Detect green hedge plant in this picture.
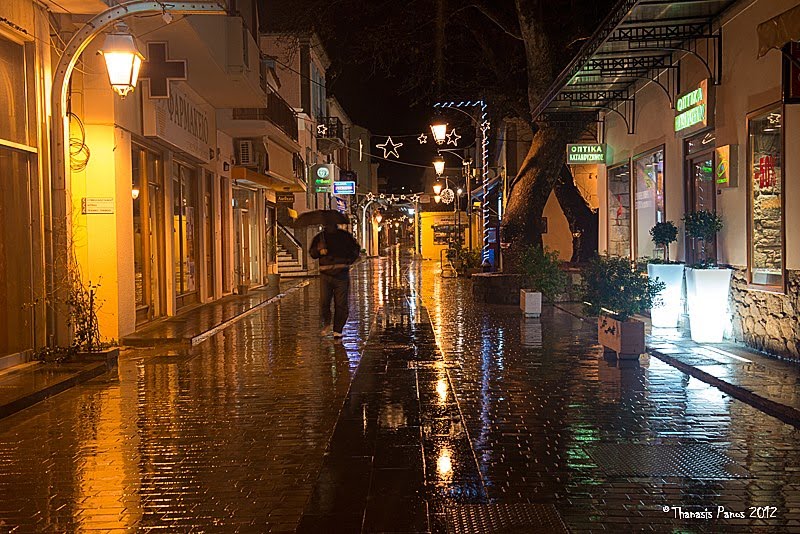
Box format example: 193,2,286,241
582,255,665,322
682,210,723,267
520,245,567,302
649,221,679,262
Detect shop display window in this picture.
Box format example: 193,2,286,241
748,107,784,289
606,163,631,257
633,147,665,259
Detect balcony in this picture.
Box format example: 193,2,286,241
316,117,345,155
230,94,298,140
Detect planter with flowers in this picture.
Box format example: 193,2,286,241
583,256,664,359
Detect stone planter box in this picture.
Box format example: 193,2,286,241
77,347,119,367
647,263,685,328
472,273,525,304
685,267,732,343
598,316,644,360
520,290,542,318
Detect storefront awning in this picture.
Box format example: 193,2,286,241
758,4,800,58
231,166,306,193
533,0,737,134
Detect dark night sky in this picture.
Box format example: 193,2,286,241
326,60,434,193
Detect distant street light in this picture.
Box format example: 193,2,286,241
433,156,445,176
99,26,144,97
433,182,443,195
430,122,448,144
374,212,383,224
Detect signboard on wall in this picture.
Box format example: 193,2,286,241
566,144,606,164
312,164,335,193
276,192,295,203
81,197,114,214
674,79,714,136
333,181,356,195
143,82,215,162
715,145,738,188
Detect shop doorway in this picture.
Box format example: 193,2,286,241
132,145,165,325
204,171,215,300
173,162,199,309
684,131,716,264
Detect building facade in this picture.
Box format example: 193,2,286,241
538,0,800,360
0,0,52,365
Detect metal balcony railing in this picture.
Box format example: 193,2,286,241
316,116,344,141
232,93,298,141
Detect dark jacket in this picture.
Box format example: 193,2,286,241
310,228,360,274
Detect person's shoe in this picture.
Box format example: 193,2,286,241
320,325,332,336
333,331,344,339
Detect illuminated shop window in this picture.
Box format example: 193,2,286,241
633,147,665,259
748,107,784,289
607,163,631,258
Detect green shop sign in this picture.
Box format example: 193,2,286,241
311,164,335,192
674,79,712,135
566,143,606,164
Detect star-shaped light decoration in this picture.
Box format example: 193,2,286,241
376,136,403,159
446,129,461,146
417,133,428,144
317,123,328,136
480,120,491,133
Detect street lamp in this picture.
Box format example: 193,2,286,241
433,156,445,176
433,182,443,195
430,122,448,144
99,26,144,97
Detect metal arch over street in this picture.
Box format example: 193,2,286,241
47,1,227,345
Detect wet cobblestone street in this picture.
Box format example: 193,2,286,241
1,250,799,532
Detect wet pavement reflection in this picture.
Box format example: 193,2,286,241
0,248,799,533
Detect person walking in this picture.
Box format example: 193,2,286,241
309,224,361,338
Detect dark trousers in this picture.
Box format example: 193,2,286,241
320,272,350,333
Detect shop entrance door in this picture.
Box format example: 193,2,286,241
234,207,252,289
204,171,215,300
132,146,165,325
685,149,717,264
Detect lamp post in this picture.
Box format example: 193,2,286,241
431,151,472,249
48,1,225,344
431,100,491,268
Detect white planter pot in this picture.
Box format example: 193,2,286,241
685,268,732,343
520,290,542,318
647,263,685,328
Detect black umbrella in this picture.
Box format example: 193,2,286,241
293,209,349,227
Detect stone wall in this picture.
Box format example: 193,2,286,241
729,268,800,361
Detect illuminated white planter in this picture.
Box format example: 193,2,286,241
685,268,732,343
647,263,685,328
520,290,542,318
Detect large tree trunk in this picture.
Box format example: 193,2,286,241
501,125,573,249
555,164,598,262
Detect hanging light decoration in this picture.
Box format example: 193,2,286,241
99,25,144,97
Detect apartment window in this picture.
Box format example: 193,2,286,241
632,147,665,259
748,106,784,289
607,163,631,258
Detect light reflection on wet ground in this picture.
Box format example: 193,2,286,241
0,250,799,533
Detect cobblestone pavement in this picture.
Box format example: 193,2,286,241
1,250,800,533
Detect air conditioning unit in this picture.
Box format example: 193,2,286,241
237,139,255,166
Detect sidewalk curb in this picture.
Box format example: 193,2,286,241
553,303,800,430
648,349,800,430
190,280,311,346
0,360,113,421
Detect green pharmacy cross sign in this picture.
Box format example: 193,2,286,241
567,144,606,164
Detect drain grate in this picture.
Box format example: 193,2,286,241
586,443,749,479
445,503,568,534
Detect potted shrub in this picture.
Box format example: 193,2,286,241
682,210,731,343
519,245,567,318
647,221,684,328
583,256,664,359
